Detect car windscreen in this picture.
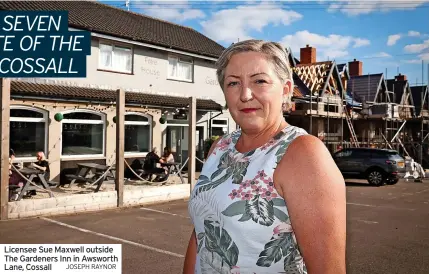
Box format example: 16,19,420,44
384,151,403,160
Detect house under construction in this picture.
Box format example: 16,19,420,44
286,45,429,168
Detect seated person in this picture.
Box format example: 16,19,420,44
143,148,169,182
160,147,175,164
9,149,23,200
27,151,50,196
31,151,50,182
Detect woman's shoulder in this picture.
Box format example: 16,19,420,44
272,125,309,147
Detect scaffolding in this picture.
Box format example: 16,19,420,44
289,62,428,159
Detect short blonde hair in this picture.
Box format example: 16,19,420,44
216,39,294,111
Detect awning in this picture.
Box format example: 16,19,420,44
10,80,223,111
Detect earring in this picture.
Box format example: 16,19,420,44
282,98,288,111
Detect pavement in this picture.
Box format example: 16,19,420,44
1,179,429,274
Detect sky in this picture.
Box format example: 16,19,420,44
100,0,429,86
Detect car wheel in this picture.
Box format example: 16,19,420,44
386,179,399,185
367,169,386,186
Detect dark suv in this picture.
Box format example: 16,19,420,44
333,148,405,186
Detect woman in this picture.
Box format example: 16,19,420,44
184,40,346,274
160,147,175,163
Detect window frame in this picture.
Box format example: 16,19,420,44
60,109,106,159
167,54,194,82
98,40,134,74
210,118,229,137
9,105,49,162
124,112,152,156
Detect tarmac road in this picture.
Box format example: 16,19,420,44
1,179,428,274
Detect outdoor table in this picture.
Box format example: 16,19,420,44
66,163,115,192
161,162,186,184
16,167,54,201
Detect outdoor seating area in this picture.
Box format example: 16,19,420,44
8,154,191,202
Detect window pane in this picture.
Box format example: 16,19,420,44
212,119,227,125
125,114,149,122
211,127,225,137
100,44,112,68
64,112,101,120
113,46,132,72
10,121,45,157
125,124,150,152
168,57,178,78
11,109,43,118
178,61,192,80
62,123,103,155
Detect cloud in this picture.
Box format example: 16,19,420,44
364,52,392,58
200,2,303,43
354,38,371,47
138,1,206,22
386,31,428,46
419,52,429,61
325,0,429,16
408,31,421,37
280,30,370,60
387,34,401,46
404,39,429,53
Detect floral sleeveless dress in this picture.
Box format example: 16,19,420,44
188,124,309,274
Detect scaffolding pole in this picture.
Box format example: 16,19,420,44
309,90,313,135
327,96,330,147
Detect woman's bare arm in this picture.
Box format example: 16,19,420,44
182,230,197,274
274,135,346,274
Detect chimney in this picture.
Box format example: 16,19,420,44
348,59,363,76
395,73,407,81
300,45,316,64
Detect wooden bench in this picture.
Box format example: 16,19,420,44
65,174,94,183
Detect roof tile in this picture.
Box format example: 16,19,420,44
347,74,383,103
0,0,225,58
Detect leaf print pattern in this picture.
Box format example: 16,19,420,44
195,151,251,196
189,125,309,274
256,222,307,273
245,195,275,226
199,219,239,273
256,232,293,267
200,247,232,274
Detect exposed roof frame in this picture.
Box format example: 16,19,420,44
373,75,390,104
321,61,344,97
403,82,414,107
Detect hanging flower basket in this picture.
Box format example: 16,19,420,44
159,116,166,124
54,113,63,122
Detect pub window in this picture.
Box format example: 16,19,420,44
99,42,133,73
125,113,152,154
211,118,229,137
168,55,193,82
61,110,105,157
10,106,48,158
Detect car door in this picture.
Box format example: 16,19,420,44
346,150,371,174
333,149,353,173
